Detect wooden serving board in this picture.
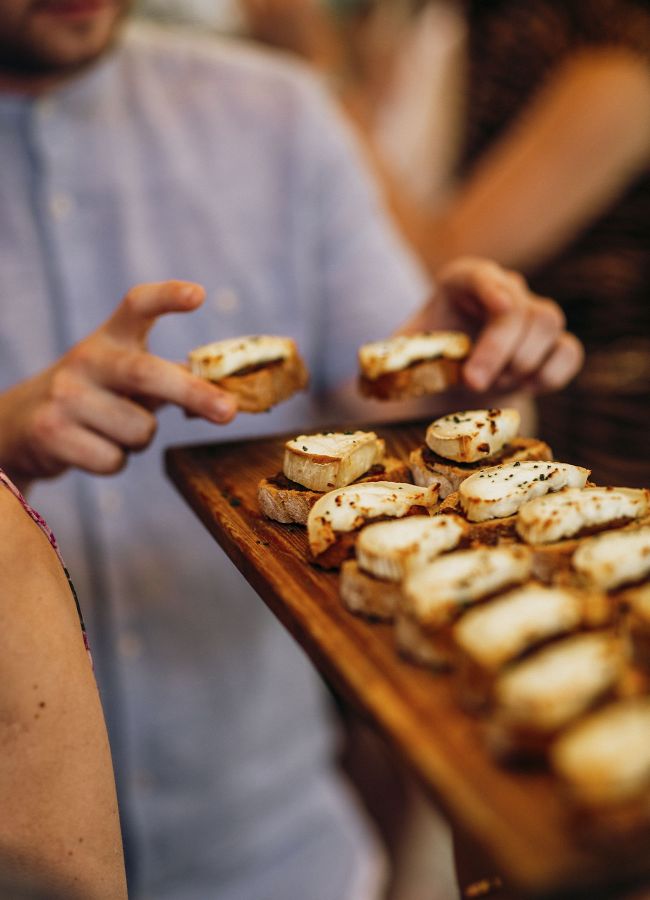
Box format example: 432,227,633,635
165,423,649,900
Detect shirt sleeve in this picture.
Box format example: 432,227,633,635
292,74,432,393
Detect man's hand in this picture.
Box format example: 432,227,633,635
405,257,584,395
0,281,237,489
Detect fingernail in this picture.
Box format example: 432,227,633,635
211,396,237,421
465,364,488,391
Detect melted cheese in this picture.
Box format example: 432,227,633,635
516,487,649,545
572,526,650,591
454,584,584,671
358,331,470,380
283,431,384,492
460,461,590,523
356,514,468,582
494,632,626,733
551,698,650,805
307,481,440,557
189,335,296,380
402,545,532,626
426,408,520,463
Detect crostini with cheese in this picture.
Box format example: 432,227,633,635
440,460,590,544
358,331,471,400
307,481,440,569
516,486,650,582
453,584,611,711
487,631,630,761
189,335,308,413
409,408,552,497
397,545,532,668
340,514,470,620
257,431,411,525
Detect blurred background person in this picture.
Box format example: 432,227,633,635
226,0,650,488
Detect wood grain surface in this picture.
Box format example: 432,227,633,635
164,422,649,900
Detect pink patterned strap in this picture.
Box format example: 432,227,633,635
0,469,91,661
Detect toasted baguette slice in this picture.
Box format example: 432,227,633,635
339,560,405,621
488,631,629,761
623,584,650,670
460,460,590,524
339,515,469,620
551,698,650,808
572,526,650,592
358,331,470,400
257,456,411,525
409,437,552,497
453,584,611,711
397,545,532,668
307,481,440,569
189,335,308,412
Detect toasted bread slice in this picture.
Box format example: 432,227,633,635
439,491,518,545
453,584,611,711
397,545,532,668
339,560,405,621
551,697,650,808
409,436,552,497
358,331,470,400
572,526,650,592
257,456,411,525
189,335,308,412
488,631,630,761
307,481,440,569
339,515,470,620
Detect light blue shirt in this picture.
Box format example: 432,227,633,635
0,23,429,900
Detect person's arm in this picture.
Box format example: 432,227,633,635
0,485,127,899
417,47,650,274
0,281,237,493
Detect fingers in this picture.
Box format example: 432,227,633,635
104,281,206,344
523,332,585,394
49,370,158,451
30,404,127,476
79,343,238,424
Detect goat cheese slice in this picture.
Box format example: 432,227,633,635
459,461,590,523
572,526,650,591
307,481,440,557
454,584,585,671
426,408,520,463
516,486,650,545
551,698,650,805
494,632,627,733
189,335,296,380
358,331,470,380
356,514,468,583
283,431,385,492
402,545,532,627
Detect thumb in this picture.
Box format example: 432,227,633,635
103,281,206,344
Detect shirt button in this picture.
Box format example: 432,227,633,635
49,192,73,220
213,288,239,315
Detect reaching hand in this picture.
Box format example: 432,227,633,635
409,256,584,395
0,281,237,489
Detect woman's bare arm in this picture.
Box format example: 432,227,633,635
0,486,127,899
